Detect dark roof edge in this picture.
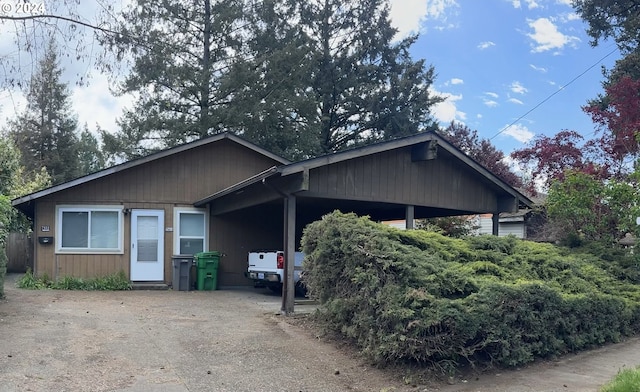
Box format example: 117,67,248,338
194,166,280,207
279,132,533,208
12,132,289,207
279,132,439,176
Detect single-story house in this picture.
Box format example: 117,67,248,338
475,211,531,238
12,131,533,290
473,193,545,239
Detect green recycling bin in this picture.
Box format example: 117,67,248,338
195,251,221,290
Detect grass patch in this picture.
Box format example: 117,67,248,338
601,367,640,392
17,268,131,291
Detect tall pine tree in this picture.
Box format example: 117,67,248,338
100,0,246,161
8,39,81,185
225,0,441,159
101,0,442,161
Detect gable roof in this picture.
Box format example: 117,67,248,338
12,132,289,213
195,131,534,209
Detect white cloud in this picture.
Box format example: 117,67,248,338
0,75,133,139
388,0,458,37
485,92,499,99
510,0,540,9
388,0,428,38
526,18,580,53
556,0,572,5
484,100,499,108
430,88,466,123
478,41,496,50
424,0,459,19
508,98,524,105
556,12,582,23
530,64,547,73
501,123,535,143
70,74,135,137
510,81,528,94
450,78,464,85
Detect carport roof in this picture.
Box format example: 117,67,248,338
195,131,534,210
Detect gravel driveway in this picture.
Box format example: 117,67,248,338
0,274,411,392
2,273,640,392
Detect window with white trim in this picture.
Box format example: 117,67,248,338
56,206,123,253
174,207,207,255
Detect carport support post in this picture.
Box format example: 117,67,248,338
406,205,415,230
282,194,296,315
492,213,499,236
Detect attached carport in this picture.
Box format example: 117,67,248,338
196,131,533,313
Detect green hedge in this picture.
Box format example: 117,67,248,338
300,211,640,368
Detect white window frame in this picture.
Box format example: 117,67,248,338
173,207,208,255
55,205,124,254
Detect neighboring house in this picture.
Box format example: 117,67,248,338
474,193,545,239
384,212,533,239
474,212,531,239
381,220,414,230
12,131,533,288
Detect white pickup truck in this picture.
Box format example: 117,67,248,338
247,251,305,293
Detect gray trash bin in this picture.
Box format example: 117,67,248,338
172,255,194,291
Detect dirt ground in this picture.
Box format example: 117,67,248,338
1,273,639,392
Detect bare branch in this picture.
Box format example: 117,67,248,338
0,14,120,37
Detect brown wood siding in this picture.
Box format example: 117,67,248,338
42,139,277,205
210,206,284,287
34,200,55,278
31,140,281,283
307,147,498,212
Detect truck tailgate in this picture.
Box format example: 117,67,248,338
248,251,279,272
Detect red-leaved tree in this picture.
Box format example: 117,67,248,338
583,75,640,169
510,130,613,192
440,122,523,189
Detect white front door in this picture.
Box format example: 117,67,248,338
130,210,164,281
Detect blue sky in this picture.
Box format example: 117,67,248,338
390,0,620,154
0,0,620,157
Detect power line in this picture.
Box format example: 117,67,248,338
489,45,619,141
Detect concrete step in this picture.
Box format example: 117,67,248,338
131,282,170,290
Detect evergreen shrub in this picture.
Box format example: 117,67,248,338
300,211,640,368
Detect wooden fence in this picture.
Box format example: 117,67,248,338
5,233,33,273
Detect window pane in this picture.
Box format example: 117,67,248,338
180,239,203,255
90,211,119,249
180,213,204,236
136,216,158,240
137,240,158,261
62,212,88,247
